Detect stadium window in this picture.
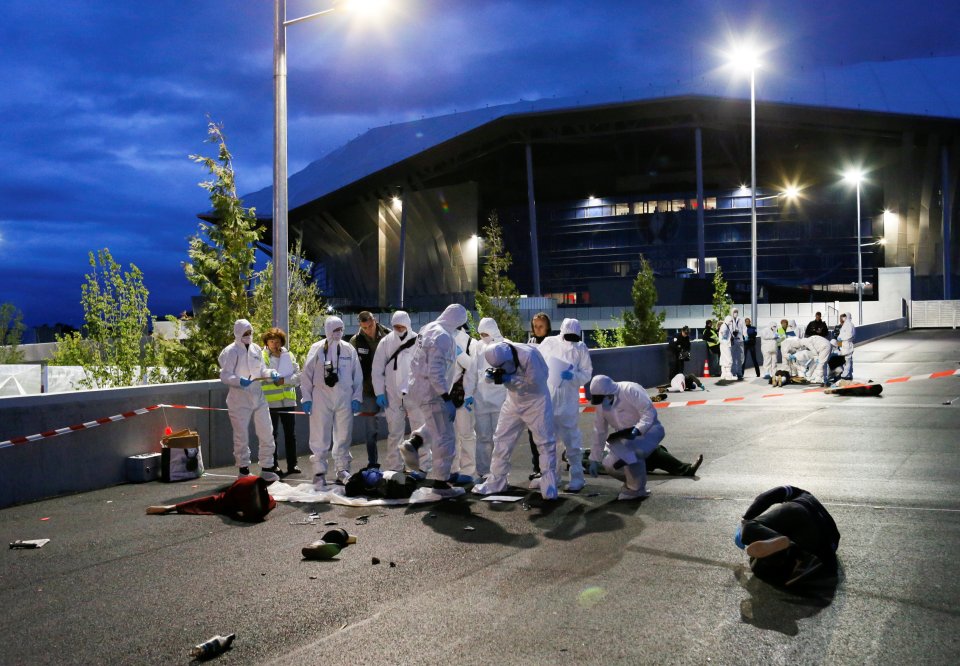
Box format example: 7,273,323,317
705,197,717,210
614,203,630,216
686,257,718,273
671,198,686,211
612,262,631,277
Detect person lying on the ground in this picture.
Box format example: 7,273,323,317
658,373,705,393
343,467,418,499
145,475,276,522
733,485,840,587
824,379,883,397
646,446,703,477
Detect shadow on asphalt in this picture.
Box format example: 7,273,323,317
734,562,842,636
404,497,540,548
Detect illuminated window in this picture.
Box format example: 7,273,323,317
705,197,717,210
612,262,632,277
615,203,630,216
686,257,718,273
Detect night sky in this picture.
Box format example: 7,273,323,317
2,0,958,329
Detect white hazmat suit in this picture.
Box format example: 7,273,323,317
838,312,856,379
759,321,779,379
538,318,593,492
799,334,832,384
371,310,423,472
471,341,559,500
400,304,467,490
218,319,278,472
588,375,665,500
301,316,363,489
451,328,479,481
473,317,508,479
718,315,737,380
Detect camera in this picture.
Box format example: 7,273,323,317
485,367,506,385
324,361,339,388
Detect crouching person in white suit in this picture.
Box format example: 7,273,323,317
587,374,665,501
471,341,559,500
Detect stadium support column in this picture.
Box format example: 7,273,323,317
943,145,952,300
695,127,706,277
398,189,407,308
525,143,542,297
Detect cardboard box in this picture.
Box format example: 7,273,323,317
126,452,161,483
161,428,200,449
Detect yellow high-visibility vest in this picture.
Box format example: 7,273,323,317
262,349,297,404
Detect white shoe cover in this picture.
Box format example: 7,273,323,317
528,475,541,490
409,486,466,503
472,474,507,495
539,469,558,500
566,478,585,493
616,485,650,501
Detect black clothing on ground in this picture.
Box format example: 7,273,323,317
805,319,830,338
344,470,417,499
646,445,697,476
269,406,298,472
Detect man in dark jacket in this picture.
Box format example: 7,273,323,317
667,326,691,377
805,311,830,338
744,317,760,377
703,320,720,376
350,311,392,469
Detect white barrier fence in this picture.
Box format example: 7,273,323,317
911,300,960,328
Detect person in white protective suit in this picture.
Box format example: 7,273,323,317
778,336,806,379
449,324,479,483
717,315,737,381
730,308,747,379
586,374,664,501
472,317,508,480
538,318,593,492
471,341,559,500
399,303,467,497
759,321,779,379
218,319,282,480
300,316,363,491
788,319,803,339
371,310,426,473
837,312,856,379
798,335,832,384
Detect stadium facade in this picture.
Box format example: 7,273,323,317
242,57,959,311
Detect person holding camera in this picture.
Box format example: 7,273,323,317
667,325,691,378
300,316,363,492
471,340,559,501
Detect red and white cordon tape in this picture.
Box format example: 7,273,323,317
0,405,162,449
3,369,957,449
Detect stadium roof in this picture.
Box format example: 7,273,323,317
242,56,960,216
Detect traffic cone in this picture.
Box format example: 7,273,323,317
702,359,711,378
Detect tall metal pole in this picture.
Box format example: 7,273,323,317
749,68,758,321
398,193,407,308
272,0,289,334
525,143,541,297
856,181,863,324
943,145,952,300
695,127,705,277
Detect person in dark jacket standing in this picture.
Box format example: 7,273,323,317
744,318,760,377
667,326,691,378
805,311,830,338
703,320,720,376
350,311,392,469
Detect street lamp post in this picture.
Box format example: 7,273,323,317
844,169,865,324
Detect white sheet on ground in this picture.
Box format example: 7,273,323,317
267,481,464,505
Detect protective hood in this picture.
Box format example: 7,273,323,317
788,319,798,329
391,310,412,329
589,374,618,397
484,342,515,368
477,317,504,342
768,321,779,331
731,308,740,318
843,312,854,325
234,319,253,344
724,315,734,326
559,318,582,339
436,303,468,333
324,316,345,342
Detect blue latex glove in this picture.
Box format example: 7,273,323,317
456,345,463,356
375,394,388,409
271,370,281,385
501,372,514,384
301,400,313,416
351,400,362,413
588,460,601,478
734,524,745,550
463,396,475,412
442,399,456,422
560,369,574,381
628,427,641,439
239,377,253,387
788,354,797,362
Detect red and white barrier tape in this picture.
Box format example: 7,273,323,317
4,369,956,448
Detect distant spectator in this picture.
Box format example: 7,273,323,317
805,312,830,339
667,326,691,378
702,319,720,376
744,317,760,378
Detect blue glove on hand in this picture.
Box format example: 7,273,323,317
271,371,282,385
301,400,312,416
501,373,515,384
588,460,601,478
351,400,362,413
734,524,745,550
788,354,797,362
375,394,388,409
560,369,574,381
628,427,641,439
442,399,457,422
464,396,475,412
239,377,253,387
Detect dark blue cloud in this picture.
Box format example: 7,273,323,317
1,0,957,326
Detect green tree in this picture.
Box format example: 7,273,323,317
250,240,327,363
711,264,734,322
51,248,158,388
0,302,26,363
590,313,626,349
175,122,260,381
475,211,525,341
621,255,666,345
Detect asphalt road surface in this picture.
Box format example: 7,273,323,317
1,329,958,665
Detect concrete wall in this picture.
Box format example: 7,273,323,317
0,316,908,508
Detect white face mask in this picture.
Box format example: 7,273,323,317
601,395,615,410
241,334,252,345
329,330,343,343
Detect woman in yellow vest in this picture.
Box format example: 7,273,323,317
261,328,302,476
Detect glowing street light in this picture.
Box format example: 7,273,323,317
843,168,865,324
